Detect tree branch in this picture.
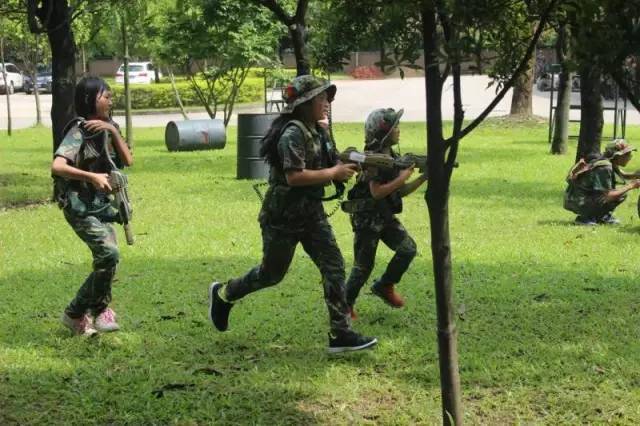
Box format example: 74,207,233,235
295,0,309,23
456,0,559,142
251,0,293,26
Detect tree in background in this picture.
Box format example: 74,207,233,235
27,0,77,153
250,0,312,76
157,0,282,126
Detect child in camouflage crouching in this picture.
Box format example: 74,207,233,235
564,139,640,225
344,108,427,319
51,77,133,336
208,75,377,353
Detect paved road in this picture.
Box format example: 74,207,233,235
1,75,638,130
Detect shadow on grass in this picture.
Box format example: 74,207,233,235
3,253,640,423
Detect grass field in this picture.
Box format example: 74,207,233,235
2,120,640,424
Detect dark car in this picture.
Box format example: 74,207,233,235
24,71,53,94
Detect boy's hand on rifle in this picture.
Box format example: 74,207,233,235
91,173,112,192
630,179,640,189
332,163,359,182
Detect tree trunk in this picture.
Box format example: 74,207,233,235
1,37,12,136
421,6,462,425
576,63,603,161
169,70,188,120
33,67,42,125
510,41,535,115
289,22,310,76
121,10,133,148
551,23,570,155
42,0,76,153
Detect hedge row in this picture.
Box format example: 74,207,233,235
110,77,263,110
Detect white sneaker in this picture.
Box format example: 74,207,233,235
61,313,98,336
94,308,120,332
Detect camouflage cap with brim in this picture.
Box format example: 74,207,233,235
364,108,404,150
282,75,336,113
604,139,636,159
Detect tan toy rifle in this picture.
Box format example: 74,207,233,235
108,170,134,245
338,147,428,174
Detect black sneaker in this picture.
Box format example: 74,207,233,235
598,213,620,225
208,281,233,332
574,215,597,226
328,330,377,354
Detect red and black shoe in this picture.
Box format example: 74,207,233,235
371,281,405,308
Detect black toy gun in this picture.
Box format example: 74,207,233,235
108,170,134,245
339,147,428,174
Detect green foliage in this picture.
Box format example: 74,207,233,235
3,122,640,423
108,77,264,110
154,0,282,124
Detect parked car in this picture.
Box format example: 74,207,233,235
0,63,25,94
115,62,161,84
24,70,53,94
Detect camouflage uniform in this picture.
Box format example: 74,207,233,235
54,120,124,318
564,140,636,220
345,108,417,307
224,76,351,334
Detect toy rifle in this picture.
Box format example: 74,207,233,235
338,147,428,174
108,170,134,245
94,121,135,246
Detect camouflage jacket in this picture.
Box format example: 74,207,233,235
564,159,619,213
347,150,403,231
54,119,124,218
259,120,338,231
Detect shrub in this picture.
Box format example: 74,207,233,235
350,65,384,79
111,77,264,110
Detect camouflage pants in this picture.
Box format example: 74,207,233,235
225,217,351,333
345,218,417,306
576,195,625,219
63,211,119,317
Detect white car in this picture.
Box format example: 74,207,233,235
115,62,161,84
0,63,25,94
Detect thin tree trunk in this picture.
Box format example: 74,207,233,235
421,5,462,425
289,22,310,76
510,31,535,116
81,44,86,74
33,34,42,126
43,0,76,153
1,37,12,136
576,63,603,161
169,70,188,120
121,11,133,148
33,67,42,125
551,23,570,155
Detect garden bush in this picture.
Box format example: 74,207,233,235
110,77,263,110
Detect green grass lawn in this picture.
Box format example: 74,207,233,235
2,120,640,424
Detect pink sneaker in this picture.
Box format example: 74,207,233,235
61,313,98,336
94,308,120,332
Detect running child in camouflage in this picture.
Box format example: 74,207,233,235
51,76,133,336
344,108,427,319
208,75,377,353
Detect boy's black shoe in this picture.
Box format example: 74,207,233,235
328,330,377,354
209,281,233,332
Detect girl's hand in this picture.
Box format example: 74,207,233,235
332,163,359,181
91,173,112,192
398,166,414,181
83,120,116,135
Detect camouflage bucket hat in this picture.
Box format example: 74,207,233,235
364,108,404,150
282,75,336,113
604,139,636,159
